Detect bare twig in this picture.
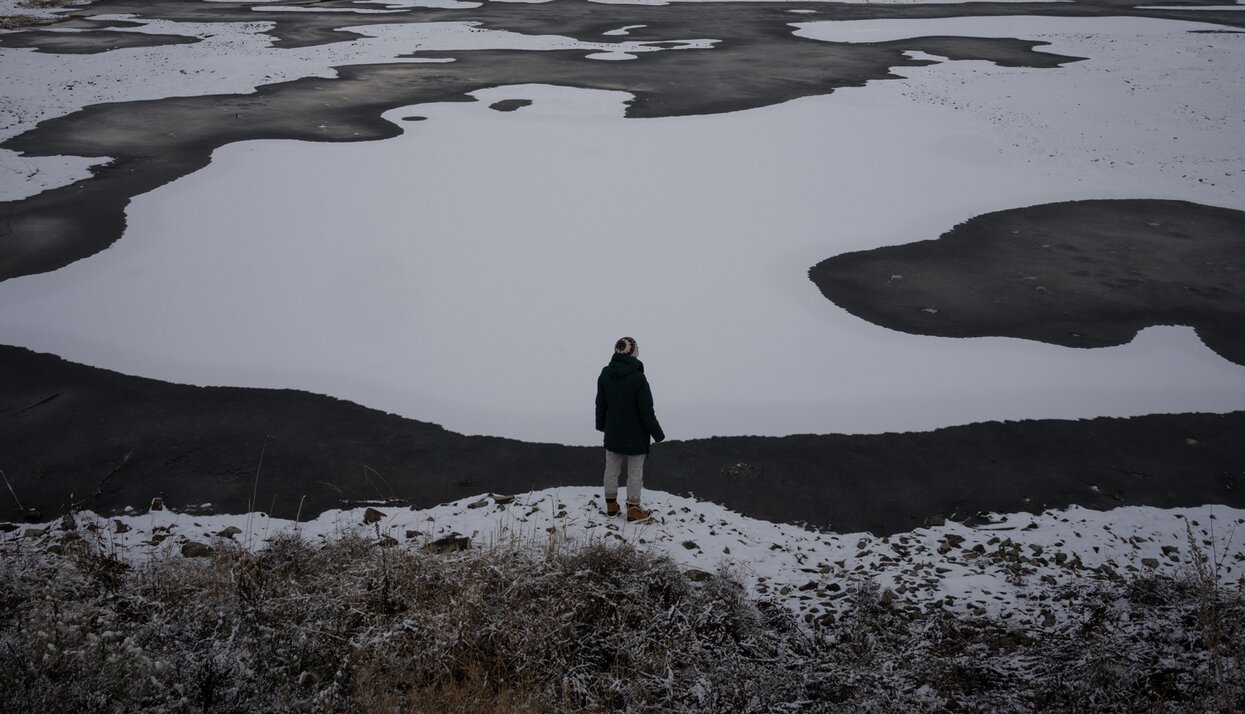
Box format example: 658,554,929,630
248,435,276,514
363,465,395,500
245,435,277,549
1,470,25,511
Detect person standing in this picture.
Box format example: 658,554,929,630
596,336,666,522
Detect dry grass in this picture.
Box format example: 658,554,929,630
0,15,50,29
0,530,816,712
16,0,79,9
1,523,1242,712
0,0,79,29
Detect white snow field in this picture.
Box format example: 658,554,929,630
1,12,1244,443
7,488,1244,626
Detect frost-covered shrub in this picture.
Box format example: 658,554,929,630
0,533,818,713
1027,573,1245,713
1,529,1242,713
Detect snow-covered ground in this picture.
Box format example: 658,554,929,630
8,488,1244,627
2,12,1244,442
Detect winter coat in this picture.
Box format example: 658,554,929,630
595,353,665,455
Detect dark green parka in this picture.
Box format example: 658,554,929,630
595,353,665,455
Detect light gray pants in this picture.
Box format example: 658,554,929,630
603,449,646,506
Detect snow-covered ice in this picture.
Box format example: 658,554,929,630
0,16,717,199
0,12,1243,443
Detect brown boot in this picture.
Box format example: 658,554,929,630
605,499,620,517
626,504,652,523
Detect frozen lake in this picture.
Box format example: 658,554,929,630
1,12,1243,444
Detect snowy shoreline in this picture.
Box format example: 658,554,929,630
7,489,1244,710
9,488,1243,627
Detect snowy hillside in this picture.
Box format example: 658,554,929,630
3,490,1244,710
8,488,1244,627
